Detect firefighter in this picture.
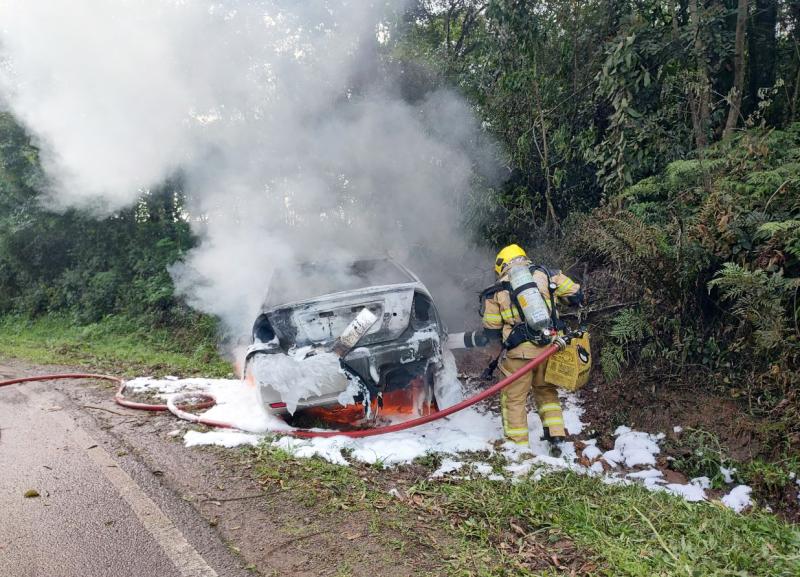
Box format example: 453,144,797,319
481,244,583,449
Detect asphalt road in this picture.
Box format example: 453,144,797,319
0,366,252,577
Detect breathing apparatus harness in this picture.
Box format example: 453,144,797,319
479,264,572,380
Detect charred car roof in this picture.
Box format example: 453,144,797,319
263,257,422,309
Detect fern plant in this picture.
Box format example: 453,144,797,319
708,263,798,353
757,220,800,262
600,308,654,381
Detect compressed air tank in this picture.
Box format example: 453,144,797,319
330,308,379,357
507,262,551,331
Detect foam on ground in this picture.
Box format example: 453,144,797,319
128,375,753,510
125,375,292,433
722,485,753,512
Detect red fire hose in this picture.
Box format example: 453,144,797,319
0,343,559,439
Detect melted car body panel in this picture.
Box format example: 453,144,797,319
246,258,446,416
273,286,414,348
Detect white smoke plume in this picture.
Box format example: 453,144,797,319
0,0,500,340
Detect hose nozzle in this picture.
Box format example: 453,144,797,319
446,331,489,350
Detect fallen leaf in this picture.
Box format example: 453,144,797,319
510,521,527,536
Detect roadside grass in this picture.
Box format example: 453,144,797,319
424,470,800,576
0,314,232,377
249,443,449,576
666,427,800,509
251,443,800,577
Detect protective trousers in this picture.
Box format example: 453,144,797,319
499,356,566,446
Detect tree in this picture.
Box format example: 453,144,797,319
687,0,710,148
724,0,749,138
746,0,778,119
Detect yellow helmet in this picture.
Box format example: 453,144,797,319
494,244,527,275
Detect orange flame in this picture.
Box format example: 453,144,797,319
301,376,436,427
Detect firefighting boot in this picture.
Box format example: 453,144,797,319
549,440,567,458
542,428,566,458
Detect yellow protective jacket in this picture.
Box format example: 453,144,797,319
482,266,580,359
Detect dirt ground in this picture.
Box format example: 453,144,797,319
580,368,800,522
581,373,762,458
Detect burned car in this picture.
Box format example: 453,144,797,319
243,258,450,418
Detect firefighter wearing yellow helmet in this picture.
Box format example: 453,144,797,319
481,244,584,448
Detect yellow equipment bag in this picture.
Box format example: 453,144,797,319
545,331,591,392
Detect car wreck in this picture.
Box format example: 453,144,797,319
243,258,454,421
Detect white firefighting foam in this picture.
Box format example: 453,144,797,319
432,349,465,409
248,347,345,415
721,485,754,512
125,376,291,434
127,375,753,512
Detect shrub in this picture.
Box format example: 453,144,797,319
568,125,800,446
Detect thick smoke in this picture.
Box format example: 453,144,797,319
0,0,500,341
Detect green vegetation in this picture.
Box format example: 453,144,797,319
251,443,800,576
430,470,800,576
396,1,798,239
0,112,195,324
0,314,230,377
0,112,231,376
667,427,800,500
570,127,799,451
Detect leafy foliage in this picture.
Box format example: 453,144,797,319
394,0,800,245
572,125,800,447
709,263,798,352
601,308,654,381
0,113,198,326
